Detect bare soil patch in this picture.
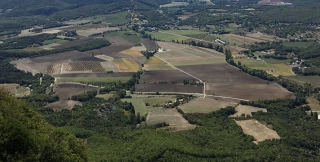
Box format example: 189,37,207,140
136,70,203,93
142,38,157,51
140,70,196,84
47,100,82,111
235,119,280,143
146,108,190,126
179,64,294,100
230,105,267,117
135,84,202,94
53,83,99,100
180,98,238,113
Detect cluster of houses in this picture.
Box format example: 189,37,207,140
291,59,304,68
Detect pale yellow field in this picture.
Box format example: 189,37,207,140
120,49,143,57
235,119,280,144
267,64,295,77
307,97,320,111
113,58,140,72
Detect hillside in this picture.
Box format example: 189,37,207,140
0,91,87,161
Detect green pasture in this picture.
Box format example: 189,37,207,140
285,76,320,87
121,95,176,116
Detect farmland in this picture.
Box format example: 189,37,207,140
142,38,157,51
306,97,320,111
104,31,142,45
143,56,173,71
161,30,209,39
230,105,267,117
146,108,195,131
53,83,99,100
0,84,30,97
179,64,294,100
179,98,238,113
122,95,176,115
120,49,143,57
156,42,225,66
235,120,280,143
146,31,189,42
285,76,320,87
55,77,131,83
113,58,140,72
136,70,203,93
235,58,295,76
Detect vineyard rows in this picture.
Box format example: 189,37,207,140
46,61,107,74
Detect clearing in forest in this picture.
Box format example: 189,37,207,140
230,105,267,117
146,108,195,131
306,97,320,111
235,119,280,143
179,98,238,113
47,100,82,111
122,95,176,116
0,84,30,97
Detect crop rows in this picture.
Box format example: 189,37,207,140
62,61,107,73
1,86,17,95
47,64,62,74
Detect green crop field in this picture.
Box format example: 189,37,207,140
56,77,130,83
204,34,245,46
236,58,294,76
105,31,142,44
122,95,176,116
285,76,320,87
235,59,269,69
264,58,291,64
146,31,189,42
43,39,68,45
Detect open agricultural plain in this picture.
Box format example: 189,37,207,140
138,42,294,101
235,120,280,144
156,42,225,66
11,36,144,76
179,64,294,101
